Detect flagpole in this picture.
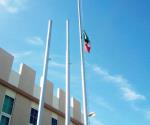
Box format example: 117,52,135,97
65,19,70,125
37,20,52,125
77,0,88,125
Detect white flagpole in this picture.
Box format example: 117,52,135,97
37,20,52,125
77,0,88,125
65,19,70,125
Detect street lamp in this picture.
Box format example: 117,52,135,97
88,112,96,118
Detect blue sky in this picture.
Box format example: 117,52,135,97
0,0,150,125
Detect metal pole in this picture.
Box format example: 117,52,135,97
65,19,70,125
37,20,52,125
77,0,88,125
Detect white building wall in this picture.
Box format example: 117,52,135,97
53,95,59,109
33,85,41,99
8,70,20,87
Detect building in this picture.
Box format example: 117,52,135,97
0,48,83,125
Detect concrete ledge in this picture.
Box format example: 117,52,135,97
18,63,35,95
57,88,66,113
45,80,53,105
0,48,14,81
71,97,81,121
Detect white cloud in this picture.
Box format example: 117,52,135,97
12,51,32,58
50,61,65,68
131,104,150,120
121,87,145,101
90,96,114,111
93,65,146,101
26,36,43,46
0,0,27,13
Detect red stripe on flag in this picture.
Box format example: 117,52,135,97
84,42,91,53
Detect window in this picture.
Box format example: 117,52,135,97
1,115,9,125
2,95,14,115
51,118,57,125
30,108,38,125
0,95,14,125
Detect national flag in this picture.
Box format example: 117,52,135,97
84,42,90,52
82,31,91,53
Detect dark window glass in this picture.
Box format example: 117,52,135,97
2,95,14,115
0,115,9,125
30,108,38,125
51,118,57,125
